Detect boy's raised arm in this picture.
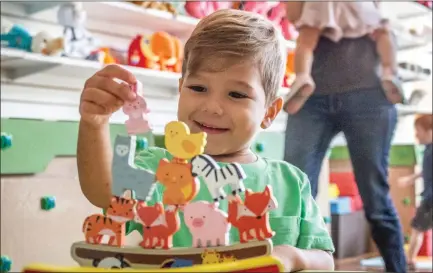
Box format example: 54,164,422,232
77,65,138,209
77,121,113,209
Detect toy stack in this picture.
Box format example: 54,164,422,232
22,82,283,272
329,172,368,259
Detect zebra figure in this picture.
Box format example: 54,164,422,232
190,154,246,202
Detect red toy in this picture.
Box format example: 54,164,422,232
228,185,278,243
127,35,160,69
418,229,432,257
134,202,181,249
330,172,360,197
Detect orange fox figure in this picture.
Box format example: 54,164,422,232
82,196,136,247
135,202,180,249
228,185,278,243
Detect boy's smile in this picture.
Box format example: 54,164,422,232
177,60,270,159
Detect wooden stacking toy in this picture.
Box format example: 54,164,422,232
67,81,281,270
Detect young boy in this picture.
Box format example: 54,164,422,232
398,114,433,267
77,9,335,271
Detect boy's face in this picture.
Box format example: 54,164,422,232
177,60,281,156
415,125,433,145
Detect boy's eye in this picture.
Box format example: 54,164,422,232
188,85,206,92
229,91,248,99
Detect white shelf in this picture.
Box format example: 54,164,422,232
1,48,180,91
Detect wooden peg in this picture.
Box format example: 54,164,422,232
82,196,136,247
228,185,278,243
123,81,152,135
164,121,207,161
155,158,200,207
190,154,246,202
182,201,231,248
134,202,181,249
112,135,157,201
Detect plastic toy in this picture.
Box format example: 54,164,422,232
182,201,230,247
1,133,12,150
164,121,207,162
40,196,56,211
190,154,246,202
111,135,157,201
134,202,180,249
127,35,160,69
122,81,152,135
0,19,64,55
83,196,136,247
228,185,278,243
155,159,200,206
57,2,98,59
0,255,12,273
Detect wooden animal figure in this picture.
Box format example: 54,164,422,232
228,185,278,243
122,81,151,135
201,249,222,264
182,201,230,247
112,135,157,201
220,254,237,263
134,202,180,249
155,158,200,207
82,196,136,247
164,121,207,162
190,154,246,202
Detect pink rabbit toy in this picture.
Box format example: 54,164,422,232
123,81,151,135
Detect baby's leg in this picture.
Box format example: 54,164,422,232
284,26,320,115
373,25,404,104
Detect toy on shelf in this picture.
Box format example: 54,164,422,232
228,185,278,243
129,1,177,15
0,19,64,55
184,1,233,19
128,34,160,69
122,81,152,135
57,2,99,60
150,32,181,72
242,2,279,17
283,50,295,88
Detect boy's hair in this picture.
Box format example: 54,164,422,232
415,114,433,131
182,9,287,104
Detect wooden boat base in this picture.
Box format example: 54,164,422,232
71,240,273,269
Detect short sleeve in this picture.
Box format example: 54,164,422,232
297,173,335,252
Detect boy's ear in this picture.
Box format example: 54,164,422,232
261,97,283,129
178,78,183,93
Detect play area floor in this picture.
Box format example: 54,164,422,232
360,256,432,271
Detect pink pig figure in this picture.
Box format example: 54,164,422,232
123,81,151,135
183,201,231,248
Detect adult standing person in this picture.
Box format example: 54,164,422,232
282,1,406,273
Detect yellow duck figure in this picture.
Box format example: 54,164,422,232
164,121,207,163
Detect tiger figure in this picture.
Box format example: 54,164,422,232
82,196,136,247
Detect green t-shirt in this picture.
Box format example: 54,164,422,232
126,147,335,253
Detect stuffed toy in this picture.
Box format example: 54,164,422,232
1,19,64,56
128,35,160,70
283,1,404,115
184,1,233,19
57,2,99,59
150,31,179,72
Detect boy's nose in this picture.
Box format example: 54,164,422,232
202,99,223,116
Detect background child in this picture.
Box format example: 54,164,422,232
77,9,334,271
398,114,433,267
284,1,403,114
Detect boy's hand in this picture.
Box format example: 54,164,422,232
398,176,413,188
79,64,137,128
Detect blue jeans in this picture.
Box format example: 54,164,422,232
284,88,406,273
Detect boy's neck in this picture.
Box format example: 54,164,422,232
211,148,258,164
